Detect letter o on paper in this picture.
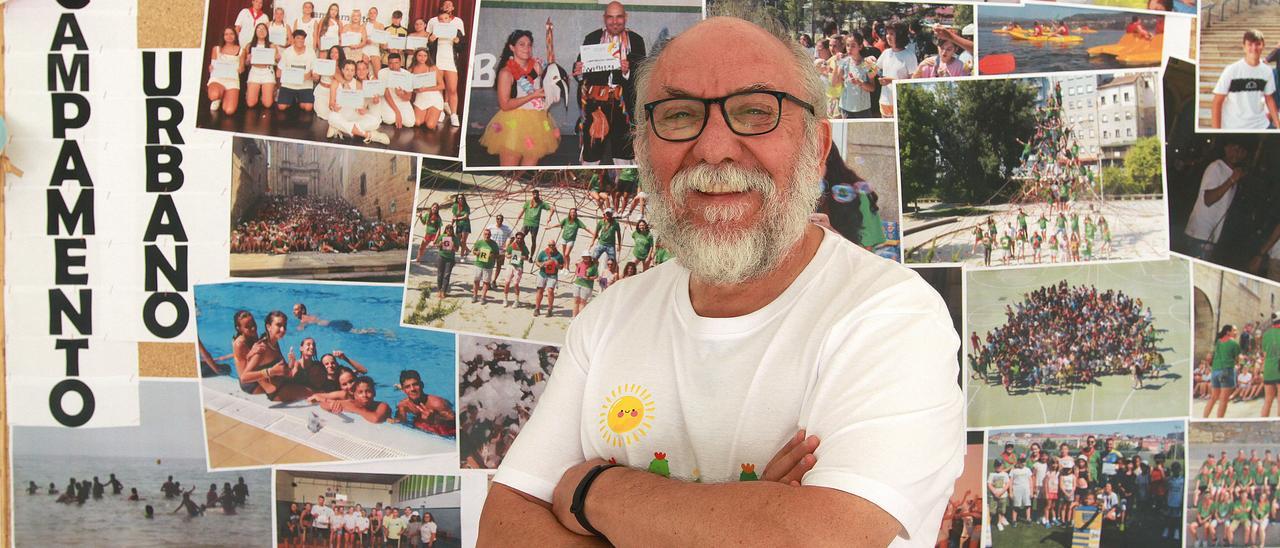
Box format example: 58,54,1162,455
49,378,95,427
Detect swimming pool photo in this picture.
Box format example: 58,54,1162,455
195,281,458,468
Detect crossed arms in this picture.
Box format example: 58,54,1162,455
478,432,902,547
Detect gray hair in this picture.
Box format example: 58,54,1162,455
630,0,826,155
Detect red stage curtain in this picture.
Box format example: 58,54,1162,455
199,1,278,92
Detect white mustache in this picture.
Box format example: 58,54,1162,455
668,163,775,217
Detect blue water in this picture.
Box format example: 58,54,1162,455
195,282,456,409
13,455,271,547
979,29,1154,73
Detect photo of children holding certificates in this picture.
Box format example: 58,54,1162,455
198,0,474,158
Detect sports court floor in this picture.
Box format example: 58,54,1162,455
966,259,1191,427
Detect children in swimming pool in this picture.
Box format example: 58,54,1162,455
324,376,391,423
393,369,457,437
309,369,358,405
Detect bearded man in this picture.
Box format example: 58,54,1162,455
478,3,964,546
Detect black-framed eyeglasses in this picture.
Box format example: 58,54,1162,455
644,90,816,143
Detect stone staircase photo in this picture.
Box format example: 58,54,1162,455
1197,0,1280,122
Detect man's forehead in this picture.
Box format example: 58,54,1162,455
605,2,625,16
651,19,797,99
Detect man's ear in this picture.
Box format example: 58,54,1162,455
815,118,833,165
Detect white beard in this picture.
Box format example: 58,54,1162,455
639,134,823,285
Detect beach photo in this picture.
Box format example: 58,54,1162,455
11,381,272,547
1185,422,1280,547
965,258,1191,428
230,137,416,281
977,5,1165,76
899,71,1169,268
1191,261,1280,420
986,420,1186,548
462,0,702,168
197,0,473,157
457,334,559,469
274,469,461,547
196,281,457,468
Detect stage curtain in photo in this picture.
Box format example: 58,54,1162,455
408,0,473,117
200,1,278,93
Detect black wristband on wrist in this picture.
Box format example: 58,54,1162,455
571,463,621,539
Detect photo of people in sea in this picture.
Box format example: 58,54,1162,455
11,382,273,546
899,71,1169,268
275,469,462,547
966,259,1191,428
229,137,416,281
456,334,560,469
196,281,457,468
462,0,702,167
197,0,474,157
977,5,1165,75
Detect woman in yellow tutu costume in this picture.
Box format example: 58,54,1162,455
480,23,561,166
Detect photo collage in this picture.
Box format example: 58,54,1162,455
13,0,1280,545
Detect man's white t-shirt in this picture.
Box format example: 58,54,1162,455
1184,159,1237,243
278,46,318,91
312,505,331,528
1213,59,1276,129
494,228,965,547
876,48,919,107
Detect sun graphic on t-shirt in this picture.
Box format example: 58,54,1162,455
598,384,655,447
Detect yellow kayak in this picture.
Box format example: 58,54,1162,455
993,28,1023,35
1117,34,1163,65
1088,33,1163,66
1026,34,1084,43
1074,28,1099,34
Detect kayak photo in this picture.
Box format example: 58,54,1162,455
978,5,1166,75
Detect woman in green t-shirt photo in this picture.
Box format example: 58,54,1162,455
1205,325,1242,419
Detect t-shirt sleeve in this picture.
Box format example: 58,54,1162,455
799,278,965,543
491,318,592,502
1266,68,1277,94
1199,161,1227,203
1213,64,1233,95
